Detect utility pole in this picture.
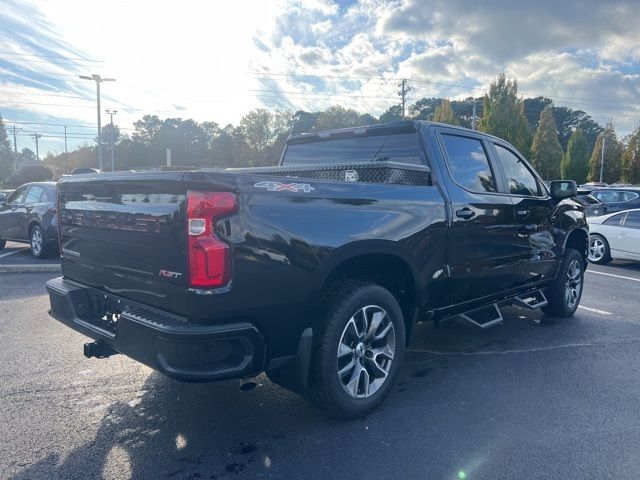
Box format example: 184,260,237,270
599,133,606,183
64,126,68,174
32,133,42,161
12,126,18,154
79,74,116,170
105,109,118,171
471,100,477,131
397,79,413,120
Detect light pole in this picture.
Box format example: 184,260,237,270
79,74,115,170
106,109,118,171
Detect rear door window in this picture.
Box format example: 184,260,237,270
621,191,639,202
24,186,44,204
603,213,625,226
493,144,541,196
440,134,496,193
282,133,423,166
623,211,640,229
593,190,621,203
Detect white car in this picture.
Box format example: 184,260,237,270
587,208,640,264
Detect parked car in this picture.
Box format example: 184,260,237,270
587,209,640,264
575,189,606,217
583,182,608,188
0,182,58,258
45,121,588,418
590,187,640,213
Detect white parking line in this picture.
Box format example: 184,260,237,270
588,270,640,283
578,305,612,315
0,248,28,258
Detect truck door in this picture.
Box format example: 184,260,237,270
435,130,521,305
489,142,557,288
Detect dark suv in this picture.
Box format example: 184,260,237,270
591,187,640,213
0,182,58,258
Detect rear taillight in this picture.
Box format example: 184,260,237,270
186,191,237,288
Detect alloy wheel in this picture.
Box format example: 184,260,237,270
588,237,605,262
565,259,583,309
336,305,396,399
31,227,42,256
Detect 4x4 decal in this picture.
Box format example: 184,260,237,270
254,181,315,193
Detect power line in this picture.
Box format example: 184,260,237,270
0,50,105,63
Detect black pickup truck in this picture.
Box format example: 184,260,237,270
46,121,588,418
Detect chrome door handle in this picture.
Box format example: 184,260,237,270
517,209,530,216
456,208,475,219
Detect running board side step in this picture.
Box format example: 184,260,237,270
459,303,503,329
513,290,548,310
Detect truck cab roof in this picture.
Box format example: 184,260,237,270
287,120,503,145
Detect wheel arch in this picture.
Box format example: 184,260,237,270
564,228,588,266
314,241,421,342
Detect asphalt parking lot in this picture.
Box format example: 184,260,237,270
0,241,60,273
2,261,640,480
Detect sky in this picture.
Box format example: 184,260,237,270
1,0,639,156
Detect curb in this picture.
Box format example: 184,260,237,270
0,264,61,273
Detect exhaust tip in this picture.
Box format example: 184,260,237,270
239,379,258,392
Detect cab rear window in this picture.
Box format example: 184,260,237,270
282,133,423,166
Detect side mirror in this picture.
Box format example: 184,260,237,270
549,180,577,200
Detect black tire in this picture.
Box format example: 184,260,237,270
307,280,406,419
542,248,585,317
0,239,5,250
29,224,51,259
587,234,611,265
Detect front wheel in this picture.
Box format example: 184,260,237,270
308,281,406,419
542,248,585,317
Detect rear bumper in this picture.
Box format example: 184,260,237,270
46,277,265,382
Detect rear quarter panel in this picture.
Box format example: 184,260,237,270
183,171,448,357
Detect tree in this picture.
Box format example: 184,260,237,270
551,106,603,152
379,105,403,123
408,98,439,120
588,120,622,183
432,99,459,125
561,128,590,183
314,105,372,131
530,106,564,180
240,108,274,152
480,73,532,156
621,125,640,184
523,97,553,132
451,97,483,129
16,147,37,164
0,115,15,184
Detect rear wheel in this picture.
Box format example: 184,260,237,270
588,234,611,264
308,281,406,419
542,248,584,317
30,225,51,259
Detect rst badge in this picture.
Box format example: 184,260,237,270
159,270,182,279
254,181,315,193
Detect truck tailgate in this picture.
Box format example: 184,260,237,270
58,172,189,315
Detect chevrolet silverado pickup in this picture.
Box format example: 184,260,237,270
46,121,588,418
